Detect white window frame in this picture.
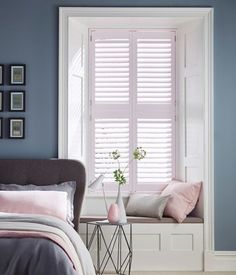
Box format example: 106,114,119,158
58,7,214,261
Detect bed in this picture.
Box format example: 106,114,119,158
0,159,95,275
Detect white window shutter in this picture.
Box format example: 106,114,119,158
137,118,173,184
136,33,173,104
90,30,131,190
89,29,175,191
94,118,129,184
92,30,130,103
134,31,176,189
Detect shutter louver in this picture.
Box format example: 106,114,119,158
94,35,130,103
137,37,173,104
94,118,129,183
137,118,173,183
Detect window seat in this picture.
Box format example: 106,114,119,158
80,215,204,271
80,215,203,224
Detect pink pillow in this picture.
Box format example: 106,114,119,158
161,180,202,223
0,191,67,221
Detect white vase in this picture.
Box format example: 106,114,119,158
115,184,127,224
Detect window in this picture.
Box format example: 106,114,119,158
89,29,176,192
60,8,213,249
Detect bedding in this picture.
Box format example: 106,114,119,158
0,238,77,275
0,159,91,275
0,190,68,220
0,159,86,229
0,181,76,225
0,213,95,275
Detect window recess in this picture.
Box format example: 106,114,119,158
89,29,176,192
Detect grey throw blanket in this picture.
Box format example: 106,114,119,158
0,213,95,275
0,237,78,275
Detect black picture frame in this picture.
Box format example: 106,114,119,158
0,65,4,85
9,91,25,112
0,91,3,112
9,118,25,139
0,118,2,139
9,64,26,85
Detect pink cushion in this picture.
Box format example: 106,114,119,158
161,180,202,223
0,191,67,221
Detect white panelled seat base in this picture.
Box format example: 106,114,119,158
80,216,204,271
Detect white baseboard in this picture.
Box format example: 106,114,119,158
205,250,236,271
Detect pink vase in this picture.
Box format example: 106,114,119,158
107,203,119,224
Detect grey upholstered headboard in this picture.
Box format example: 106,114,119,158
0,159,86,230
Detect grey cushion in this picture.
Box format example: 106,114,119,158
0,181,76,225
126,193,170,219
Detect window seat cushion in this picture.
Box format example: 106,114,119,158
80,215,203,224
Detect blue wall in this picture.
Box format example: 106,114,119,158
0,0,236,251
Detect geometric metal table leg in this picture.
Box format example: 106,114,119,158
86,222,133,275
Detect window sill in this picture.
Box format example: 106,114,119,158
86,189,163,198
86,190,130,198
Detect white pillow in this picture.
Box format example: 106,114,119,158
0,190,68,221
0,181,76,225
126,193,170,219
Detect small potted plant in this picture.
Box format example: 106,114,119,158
109,147,146,223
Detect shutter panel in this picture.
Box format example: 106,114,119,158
135,31,176,187
90,30,131,188
94,118,129,183
92,31,130,103
137,118,173,184
90,30,175,190
137,36,173,104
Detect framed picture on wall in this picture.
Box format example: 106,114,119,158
10,64,26,85
0,91,3,112
0,65,4,85
0,118,2,138
9,118,25,139
9,91,25,112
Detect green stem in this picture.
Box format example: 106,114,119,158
123,158,133,174
117,158,120,170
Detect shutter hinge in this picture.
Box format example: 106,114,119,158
90,35,92,42
174,35,176,42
